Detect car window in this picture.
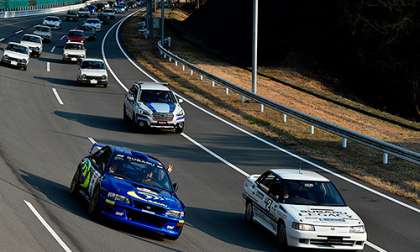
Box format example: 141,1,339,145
280,180,346,206
139,90,176,103
81,61,105,69
6,44,28,54
64,43,84,50
22,35,40,43
129,86,138,99
91,146,112,171
109,154,173,192
257,172,276,192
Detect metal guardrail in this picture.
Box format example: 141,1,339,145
157,40,420,166
0,0,99,19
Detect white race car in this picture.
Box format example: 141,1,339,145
243,169,367,250
77,58,108,87
123,82,185,133
42,16,62,29
20,34,43,57
83,18,102,31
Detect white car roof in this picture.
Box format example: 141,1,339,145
65,41,84,45
8,41,26,47
139,82,170,91
87,18,100,21
22,34,42,39
271,169,330,182
35,25,50,28
45,16,59,19
82,58,104,63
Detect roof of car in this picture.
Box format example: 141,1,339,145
87,18,100,21
34,25,50,28
23,34,42,39
138,82,169,91
65,41,84,45
271,169,330,182
45,16,59,19
8,41,26,47
82,58,104,63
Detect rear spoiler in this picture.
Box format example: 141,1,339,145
89,142,106,154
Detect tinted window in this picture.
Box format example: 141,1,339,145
68,30,84,37
64,43,84,50
277,180,346,206
22,35,41,43
109,154,173,192
81,61,105,69
139,90,176,103
6,44,28,54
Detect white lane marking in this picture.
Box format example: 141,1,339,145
15,30,23,34
0,38,4,42
112,12,420,215
106,12,389,252
50,46,55,53
47,62,51,72
60,35,66,40
52,88,63,105
181,133,250,177
88,137,96,144
24,200,72,252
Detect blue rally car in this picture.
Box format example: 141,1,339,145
70,143,185,239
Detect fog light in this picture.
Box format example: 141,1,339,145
115,211,124,216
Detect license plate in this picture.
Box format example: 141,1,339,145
157,121,168,124
90,79,98,84
71,58,77,62
11,61,17,66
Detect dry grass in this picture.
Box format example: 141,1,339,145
121,13,420,205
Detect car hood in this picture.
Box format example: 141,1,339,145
103,175,183,210
80,69,107,77
64,49,85,55
3,50,29,60
140,102,177,113
21,41,41,49
282,204,364,226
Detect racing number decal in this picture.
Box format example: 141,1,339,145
265,198,273,210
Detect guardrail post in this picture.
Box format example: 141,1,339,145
200,75,203,81
212,81,215,87
283,114,287,123
175,61,178,66
260,104,264,113
341,138,348,148
168,57,172,62
163,53,167,59
310,125,315,135
190,69,194,76
383,153,389,165
225,88,229,95
182,64,185,71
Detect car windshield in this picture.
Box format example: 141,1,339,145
22,35,40,43
36,26,50,32
81,61,105,69
87,19,99,23
271,180,346,206
46,17,59,21
109,154,173,192
64,43,84,50
139,90,176,103
6,44,28,54
68,30,84,37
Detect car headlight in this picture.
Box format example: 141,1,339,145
101,75,107,80
138,109,151,116
165,210,184,218
107,192,131,204
349,225,365,233
292,222,315,231
176,110,184,117
80,74,87,79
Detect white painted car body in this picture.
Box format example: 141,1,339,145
77,58,108,86
20,34,43,56
33,25,52,42
42,16,61,29
83,18,102,31
243,169,367,250
63,42,86,62
1,42,30,70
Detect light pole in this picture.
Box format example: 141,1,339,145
252,0,258,94
161,0,165,45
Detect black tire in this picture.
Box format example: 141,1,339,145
69,167,80,196
244,200,254,224
175,122,184,133
102,83,108,88
276,221,288,249
88,186,100,218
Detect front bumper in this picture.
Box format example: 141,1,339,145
78,76,107,85
98,197,183,238
63,54,85,62
286,228,367,250
135,114,185,129
1,57,27,67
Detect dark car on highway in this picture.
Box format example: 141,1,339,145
65,10,79,21
97,13,111,25
78,24,97,41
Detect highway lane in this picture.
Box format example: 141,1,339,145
0,9,418,252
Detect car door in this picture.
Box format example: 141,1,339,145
80,146,111,198
254,172,277,232
125,85,138,119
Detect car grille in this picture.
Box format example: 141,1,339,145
67,54,83,59
309,236,356,247
133,200,166,214
126,209,167,228
152,112,174,121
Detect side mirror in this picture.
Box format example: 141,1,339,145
173,183,178,192
127,95,134,102
178,98,183,104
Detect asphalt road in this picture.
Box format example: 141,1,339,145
0,9,419,252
